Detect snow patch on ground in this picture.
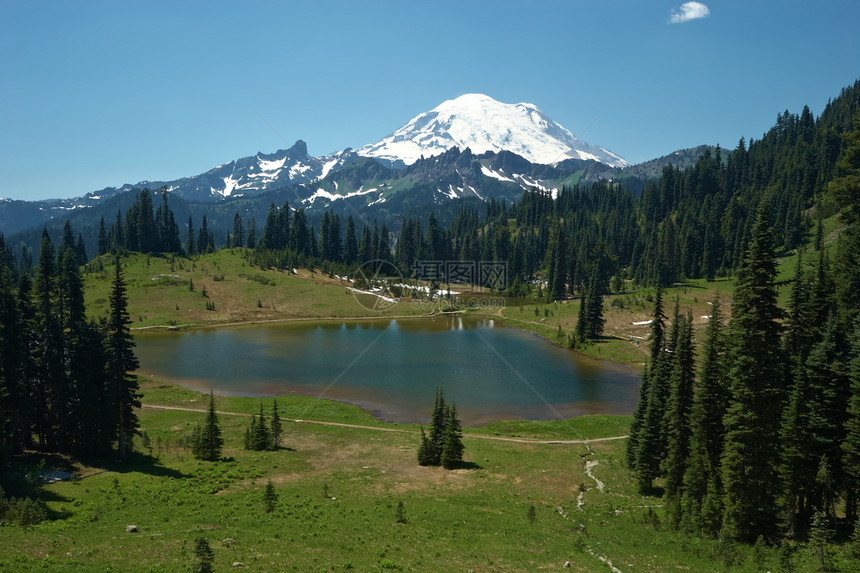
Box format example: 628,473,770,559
480,165,515,182
258,156,287,171
303,187,378,204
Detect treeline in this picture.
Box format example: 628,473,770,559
0,231,140,460
627,110,860,543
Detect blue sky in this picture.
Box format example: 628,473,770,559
1,0,858,201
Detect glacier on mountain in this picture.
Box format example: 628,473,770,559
358,93,629,168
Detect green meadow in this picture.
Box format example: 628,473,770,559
2,378,856,571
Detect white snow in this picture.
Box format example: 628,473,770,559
357,93,630,168
632,320,653,326
368,193,386,206
480,165,515,182
320,157,340,179
257,156,287,171
513,173,559,198
289,163,312,178
247,170,280,179
347,287,398,304
303,187,378,204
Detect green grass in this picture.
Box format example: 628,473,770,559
83,251,428,330
3,382,857,571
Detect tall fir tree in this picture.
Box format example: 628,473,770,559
627,285,666,470
193,391,223,461
661,311,696,527
720,206,786,541
428,386,448,466
682,296,727,535
105,255,141,459
440,403,465,469
842,318,860,523
270,399,282,449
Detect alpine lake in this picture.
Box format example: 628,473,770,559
134,315,641,426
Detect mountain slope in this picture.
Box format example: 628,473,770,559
357,93,630,168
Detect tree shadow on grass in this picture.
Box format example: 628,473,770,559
450,460,483,470
99,451,189,480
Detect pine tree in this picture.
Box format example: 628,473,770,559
33,229,65,450
842,318,860,523
627,285,666,470
270,399,282,449
105,255,141,459
417,426,433,466
194,391,223,461
830,110,860,334
634,289,673,494
263,480,277,513
192,536,214,573
720,206,785,541
254,402,269,450
682,297,726,535
583,265,606,339
428,386,447,465
440,403,464,469
344,215,358,265
662,311,696,527
97,216,108,256
232,212,245,248
185,216,196,256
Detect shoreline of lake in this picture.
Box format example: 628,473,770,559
133,315,641,426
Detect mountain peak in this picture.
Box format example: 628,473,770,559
358,94,629,168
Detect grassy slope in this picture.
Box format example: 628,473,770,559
3,383,852,571
83,250,427,330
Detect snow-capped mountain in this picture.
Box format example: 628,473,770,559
358,93,630,169
75,141,358,204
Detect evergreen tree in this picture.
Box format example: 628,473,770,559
185,216,196,256
263,480,278,514
427,386,447,465
254,402,269,450
417,426,433,466
440,403,464,469
232,212,245,248
105,255,141,459
662,311,696,527
682,296,727,535
270,399,282,449
193,391,222,461
720,206,786,541
627,285,666,470
246,216,257,249
547,225,567,301
192,536,214,573
33,229,64,450
634,288,672,493
344,215,358,265
97,216,108,256
842,318,860,523
830,110,860,333
583,265,606,339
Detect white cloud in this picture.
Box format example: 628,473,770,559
669,2,710,24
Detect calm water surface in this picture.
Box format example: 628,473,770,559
134,316,640,425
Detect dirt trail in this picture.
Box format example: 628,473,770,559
142,404,628,445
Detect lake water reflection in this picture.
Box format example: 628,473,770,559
134,316,641,426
